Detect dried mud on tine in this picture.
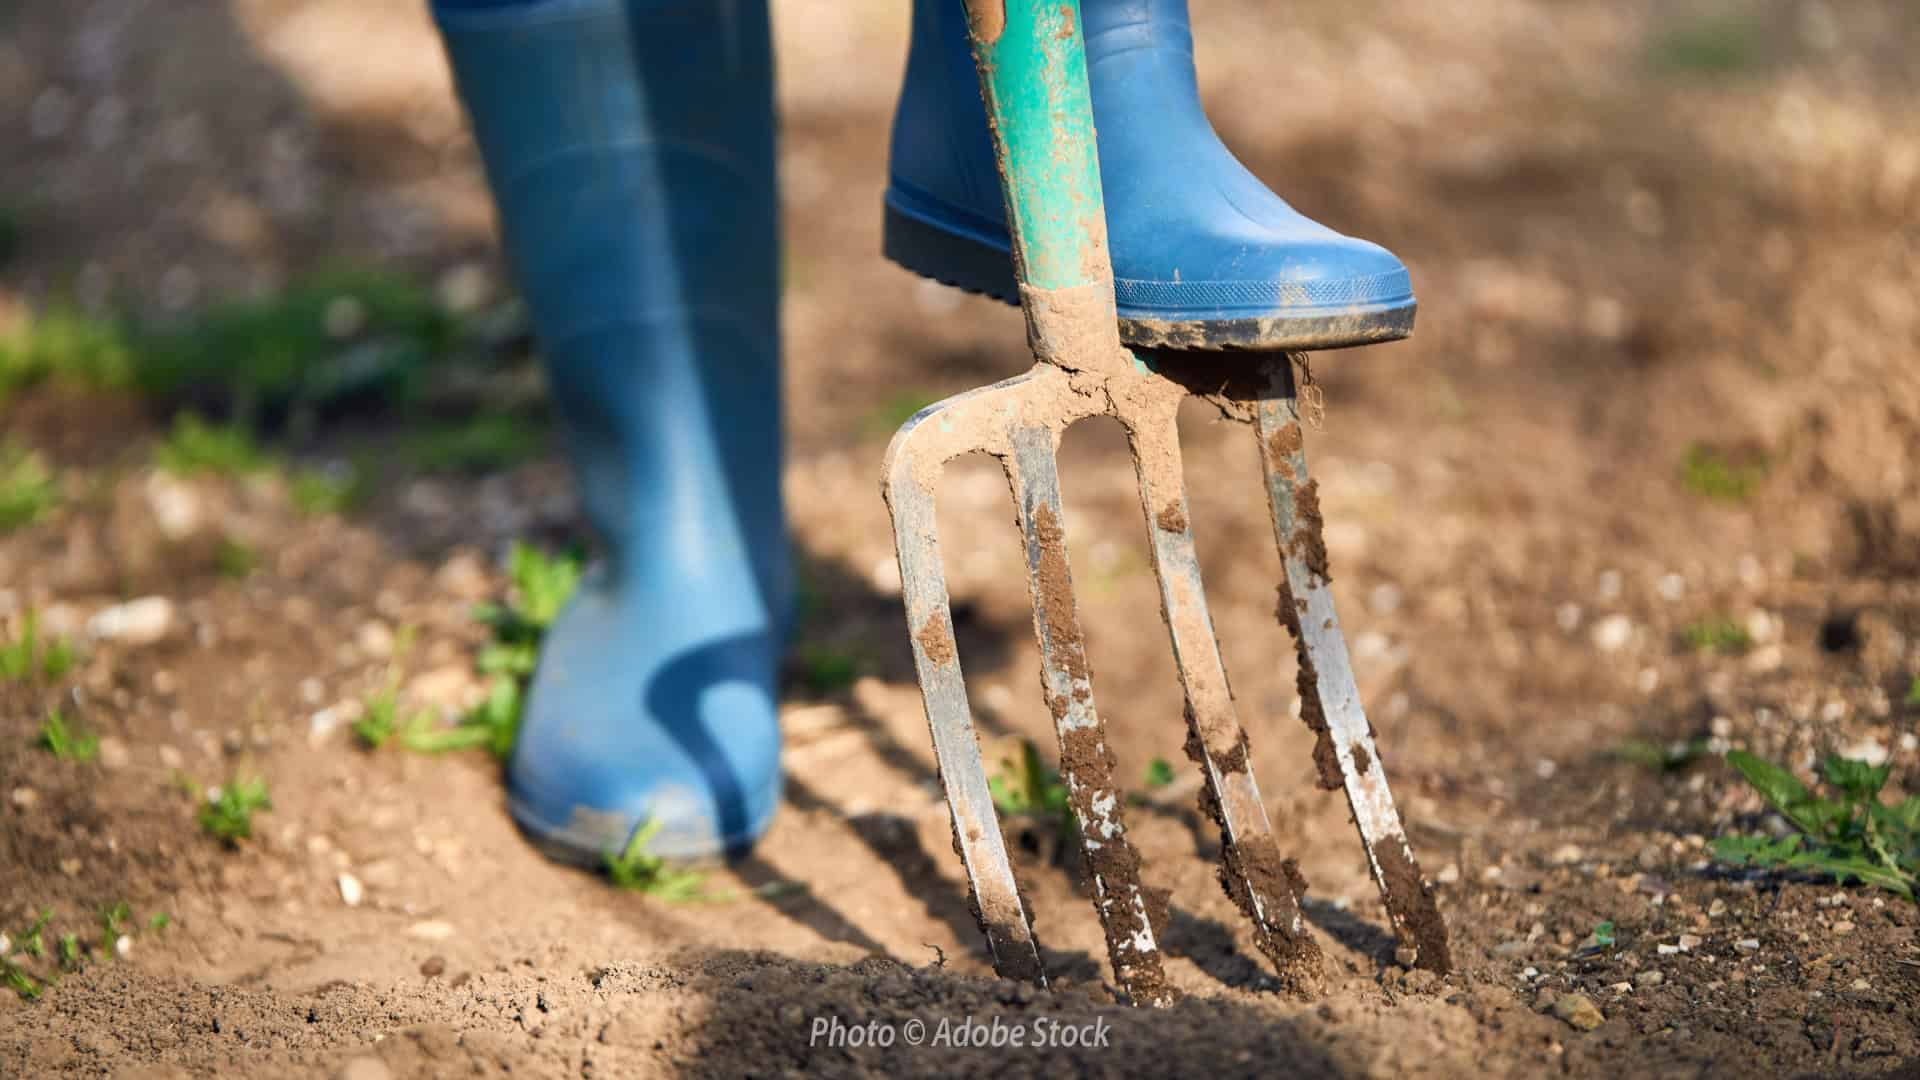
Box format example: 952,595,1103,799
1258,360,1451,974
1007,425,1175,1006
1124,391,1325,994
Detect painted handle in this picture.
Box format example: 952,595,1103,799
963,0,1112,294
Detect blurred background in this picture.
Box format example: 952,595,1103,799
1,0,1917,1073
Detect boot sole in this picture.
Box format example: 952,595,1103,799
884,200,1416,352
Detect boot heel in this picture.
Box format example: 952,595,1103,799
882,199,1018,306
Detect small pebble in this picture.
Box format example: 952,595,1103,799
338,873,365,907
1592,614,1633,652
87,597,175,646
1678,934,1702,951
96,737,130,770
1435,863,1460,884
420,955,447,977
1634,970,1665,988
1657,944,1680,956
1736,938,1760,952
114,934,132,959
408,920,456,941
1552,993,1605,1031
1707,898,1727,917
1851,978,1870,991
11,787,39,809
1832,920,1854,935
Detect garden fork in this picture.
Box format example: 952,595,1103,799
880,0,1451,1005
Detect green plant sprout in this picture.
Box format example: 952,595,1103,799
1714,750,1919,900
1609,736,1711,773
36,709,98,762
1682,617,1752,654
1144,757,1176,789
98,901,131,955
1,611,78,682
989,738,1077,853
1679,443,1767,502
603,818,714,902
195,776,273,847
290,463,363,516
154,413,270,476
0,440,58,532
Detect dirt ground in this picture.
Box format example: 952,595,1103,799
3,0,1919,1076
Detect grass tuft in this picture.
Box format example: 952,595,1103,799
195,775,272,847
1682,617,1753,654
403,543,580,760
36,709,98,762
403,415,545,473
988,738,1077,853
0,441,58,532
1,611,79,683
154,413,268,476
603,818,713,902
1679,443,1767,501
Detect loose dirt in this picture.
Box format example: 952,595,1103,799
4,0,1920,1076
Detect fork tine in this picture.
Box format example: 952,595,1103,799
1119,390,1325,992
1255,354,1453,973
1005,422,1175,1006
883,385,1048,986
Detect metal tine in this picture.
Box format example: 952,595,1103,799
1004,423,1175,1007
1254,353,1453,973
1120,390,1326,992
883,372,1066,988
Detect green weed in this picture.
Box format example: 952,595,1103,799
56,933,80,972
154,413,268,476
1904,676,1919,708
0,441,58,531
354,675,437,751
403,414,545,473
1647,14,1761,76
215,538,260,579
195,775,272,847
1682,617,1753,654
398,544,581,761
1609,735,1710,772
0,306,136,405
36,709,97,763
603,817,712,902
399,677,520,759
1,612,78,682
290,463,363,516
136,268,454,418
97,901,130,954
1714,750,1919,900
16,909,50,958
793,644,860,694
146,912,172,932
3,962,41,1000
1144,757,1176,789
1680,443,1767,501
989,738,1076,851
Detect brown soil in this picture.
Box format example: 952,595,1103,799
5,0,1920,1077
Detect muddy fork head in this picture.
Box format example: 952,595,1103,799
879,0,1451,1004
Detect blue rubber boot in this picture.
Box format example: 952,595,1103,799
886,0,1415,351
435,0,786,861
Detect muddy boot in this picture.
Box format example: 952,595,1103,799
435,0,786,861
885,0,1415,351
